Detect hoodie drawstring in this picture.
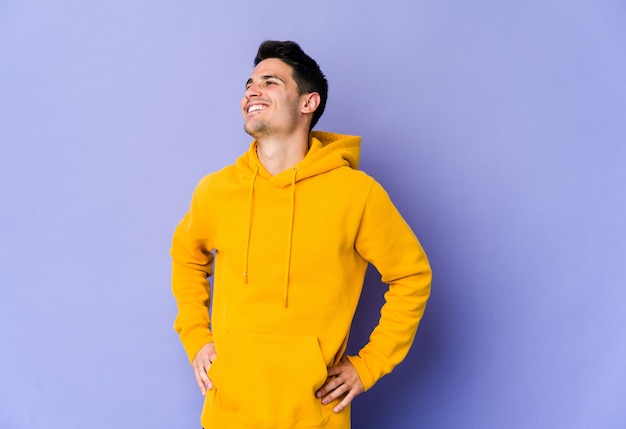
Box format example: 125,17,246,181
243,165,296,308
284,167,298,307
243,165,259,284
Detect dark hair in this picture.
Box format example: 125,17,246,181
254,40,328,130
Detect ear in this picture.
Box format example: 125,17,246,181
301,92,321,114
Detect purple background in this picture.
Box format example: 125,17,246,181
1,1,625,428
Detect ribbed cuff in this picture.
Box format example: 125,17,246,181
346,354,375,391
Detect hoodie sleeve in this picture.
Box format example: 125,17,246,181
348,180,432,391
171,178,215,363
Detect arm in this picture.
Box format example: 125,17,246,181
348,180,432,391
171,179,216,366
316,180,431,410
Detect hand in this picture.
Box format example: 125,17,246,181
191,342,217,396
315,356,364,413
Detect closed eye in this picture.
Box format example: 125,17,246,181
245,74,285,89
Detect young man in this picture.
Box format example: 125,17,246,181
171,40,432,429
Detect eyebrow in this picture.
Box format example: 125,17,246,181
245,74,286,87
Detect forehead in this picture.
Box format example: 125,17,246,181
249,58,294,81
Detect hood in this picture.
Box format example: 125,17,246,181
235,131,361,187
235,131,362,307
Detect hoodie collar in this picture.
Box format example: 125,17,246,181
236,131,361,187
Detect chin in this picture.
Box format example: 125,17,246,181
245,121,271,138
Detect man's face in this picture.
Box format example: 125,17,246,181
241,58,306,138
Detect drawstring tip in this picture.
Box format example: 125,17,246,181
243,272,248,284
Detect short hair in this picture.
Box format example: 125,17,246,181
254,40,328,130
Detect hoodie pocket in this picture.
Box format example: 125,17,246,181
209,331,330,426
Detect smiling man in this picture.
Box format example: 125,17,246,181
171,40,432,429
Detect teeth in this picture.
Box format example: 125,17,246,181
248,105,266,113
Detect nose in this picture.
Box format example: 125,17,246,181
245,82,261,99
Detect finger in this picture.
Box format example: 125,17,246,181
201,363,214,392
205,364,214,390
321,381,348,405
322,379,363,410
333,388,357,413
194,362,214,395
320,365,347,395
193,364,207,395
315,375,344,399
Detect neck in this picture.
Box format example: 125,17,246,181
255,131,310,176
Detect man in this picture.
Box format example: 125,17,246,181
171,40,431,429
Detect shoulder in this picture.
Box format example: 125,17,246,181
331,166,377,187
338,167,391,199
316,167,390,210
194,163,239,193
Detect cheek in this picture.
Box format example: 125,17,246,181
289,99,301,116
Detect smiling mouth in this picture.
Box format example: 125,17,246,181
247,104,268,114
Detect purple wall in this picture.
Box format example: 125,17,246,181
1,1,625,428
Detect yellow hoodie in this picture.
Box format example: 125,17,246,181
171,131,431,429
